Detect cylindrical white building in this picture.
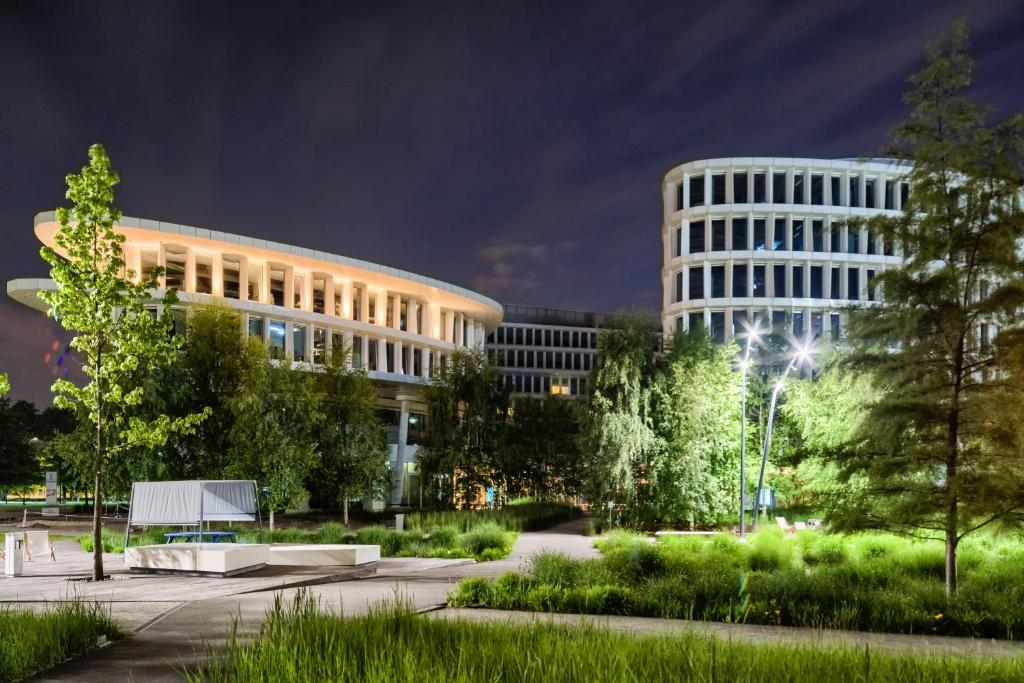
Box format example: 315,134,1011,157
660,157,911,349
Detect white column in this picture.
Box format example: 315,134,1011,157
410,301,420,335
185,247,196,293
394,340,404,374
392,295,402,330
390,399,412,506
361,334,370,370
211,252,223,297
285,322,294,360
445,309,456,343
339,280,352,319
323,277,335,316
342,331,354,369
376,337,388,372
284,267,295,309
238,257,249,302
375,290,386,327
420,347,430,379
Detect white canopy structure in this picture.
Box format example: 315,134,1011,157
125,480,261,547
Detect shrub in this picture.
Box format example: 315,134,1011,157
746,529,795,572
460,522,512,558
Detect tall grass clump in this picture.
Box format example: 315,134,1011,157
0,602,124,681
453,529,1024,638
190,591,1024,682
405,501,579,533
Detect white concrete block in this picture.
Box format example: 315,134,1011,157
126,543,269,576
267,544,380,566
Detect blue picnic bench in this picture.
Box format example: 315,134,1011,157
163,531,239,544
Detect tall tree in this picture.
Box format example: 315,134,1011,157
842,22,1024,595
315,351,388,526
499,395,586,501
418,349,508,507
224,339,321,528
38,144,207,580
0,399,40,493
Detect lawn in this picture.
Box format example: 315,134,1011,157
450,529,1024,639
0,602,123,682
187,591,1024,682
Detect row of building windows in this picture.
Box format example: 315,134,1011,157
673,218,894,257
674,264,879,302
683,309,845,345
488,326,598,349
676,171,909,211
501,373,587,397
488,348,593,371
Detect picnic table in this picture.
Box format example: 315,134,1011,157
163,531,239,544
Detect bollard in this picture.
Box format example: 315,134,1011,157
4,533,24,576
395,513,405,532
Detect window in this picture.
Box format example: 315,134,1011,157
865,179,876,208
792,265,804,298
689,175,704,207
867,230,877,255
140,250,159,283
351,286,363,322
312,276,326,314
710,312,725,343
792,219,804,251
688,266,704,299
772,172,787,203
849,176,861,207
674,271,683,303
773,265,786,297
830,313,842,341
753,219,767,250
753,173,767,203
900,182,910,208
545,329,552,346
313,328,327,364
732,218,748,250
171,308,187,336
812,220,824,252
884,180,895,210
675,183,685,212
831,267,841,299
831,175,842,205
830,222,842,253
674,227,682,257
712,174,726,204
406,413,425,446
248,263,263,302
334,290,343,318
689,220,705,253
270,267,285,306
773,218,786,250
732,310,748,337
772,310,787,334
733,264,748,297
400,299,408,331
711,220,726,251
793,174,805,204
711,265,725,298
349,334,363,368
268,320,286,359
386,296,394,328
165,246,186,290
733,172,748,203
848,268,860,300
293,274,304,309
753,265,766,297
248,315,264,339
293,325,307,362
386,342,395,372
847,225,860,253
378,409,400,445
223,257,241,299
688,312,704,332
793,311,805,338
810,266,823,299
811,174,824,204
867,269,877,302
368,338,378,370
811,312,823,339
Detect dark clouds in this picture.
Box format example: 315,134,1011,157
0,0,1022,406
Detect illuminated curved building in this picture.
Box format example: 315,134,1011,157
660,157,912,350
8,212,503,506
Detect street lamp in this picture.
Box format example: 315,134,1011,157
751,343,810,530
738,324,763,538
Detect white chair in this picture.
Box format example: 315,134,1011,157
23,530,55,562
775,517,793,533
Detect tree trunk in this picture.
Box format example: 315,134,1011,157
269,509,275,530
343,495,349,528
945,516,958,597
92,423,104,581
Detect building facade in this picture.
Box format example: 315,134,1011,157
485,304,610,398
7,212,503,507
660,157,912,352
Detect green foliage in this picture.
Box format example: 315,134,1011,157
0,399,42,489
0,373,8,395
209,593,1024,683
0,602,124,681
405,502,579,533
458,530,1024,639
38,144,208,579
498,396,586,500
840,22,1024,595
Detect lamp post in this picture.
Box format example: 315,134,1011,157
751,345,809,530
738,329,760,538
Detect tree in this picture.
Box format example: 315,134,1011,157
0,399,40,495
315,351,388,526
38,144,207,580
224,339,321,528
418,349,509,507
499,395,586,501
842,22,1024,595
0,374,9,395
648,330,742,527
585,314,660,509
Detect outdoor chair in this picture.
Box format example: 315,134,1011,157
775,517,793,533
793,521,808,531
23,530,56,562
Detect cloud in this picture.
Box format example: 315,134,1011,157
471,239,575,303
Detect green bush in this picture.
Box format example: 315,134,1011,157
406,502,580,533
191,591,1024,682
460,522,513,558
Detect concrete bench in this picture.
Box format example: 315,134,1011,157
126,543,269,577
267,544,380,566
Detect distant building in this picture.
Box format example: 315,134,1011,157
485,304,611,398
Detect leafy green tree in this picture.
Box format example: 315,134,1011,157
418,349,509,507
0,399,40,494
39,144,207,580
0,374,9,395
315,351,388,526
842,23,1024,595
648,330,741,527
224,339,321,528
499,396,585,501
585,314,660,509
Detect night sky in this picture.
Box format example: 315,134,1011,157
1,0,1022,406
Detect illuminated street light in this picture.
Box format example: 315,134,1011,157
738,323,764,538
751,342,812,530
